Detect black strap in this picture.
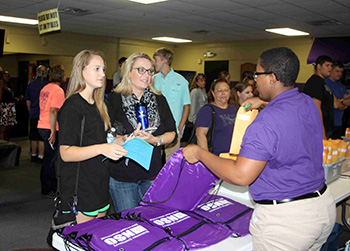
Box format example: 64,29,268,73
142,237,170,251
74,116,85,197
141,158,186,205
55,116,85,212
187,104,216,152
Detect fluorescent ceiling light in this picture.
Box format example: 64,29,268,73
152,37,192,43
128,0,168,4
265,28,309,36
0,15,38,25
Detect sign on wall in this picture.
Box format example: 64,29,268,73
37,8,61,35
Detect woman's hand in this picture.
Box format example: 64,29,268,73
182,145,202,164
241,97,267,111
102,143,128,161
137,130,157,145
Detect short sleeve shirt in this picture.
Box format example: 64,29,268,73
37,83,65,130
195,104,238,156
188,88,208,123
239,88,325,201
58,93,110,212
303,75,334,137
24,77,49,118
154,69,191,131
325,78,347,126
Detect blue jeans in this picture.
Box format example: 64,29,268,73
109,177,153,212
38,129,58,195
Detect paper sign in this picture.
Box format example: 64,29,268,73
123,138,154,171
37,8,61,35
229,107,258,155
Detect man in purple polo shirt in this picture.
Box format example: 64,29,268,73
183,47,335,250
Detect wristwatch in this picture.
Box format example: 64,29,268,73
156,136,163,147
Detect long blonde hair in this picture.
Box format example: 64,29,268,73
115,53,160,96
66,50,110,130
189,73,206,91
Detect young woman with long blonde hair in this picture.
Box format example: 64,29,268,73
58,50,127,224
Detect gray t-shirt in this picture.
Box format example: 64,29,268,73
189,88,208,123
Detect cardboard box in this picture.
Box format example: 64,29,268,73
323,159,343,184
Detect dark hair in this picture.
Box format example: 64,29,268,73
242,71,253,80
218,71,230,82
49,64,65,83
315,55,332,70
332,61,344,69
231,82,253,107
153,47,174,66
118,57,127,65
259,47,300,87
207,78,229,102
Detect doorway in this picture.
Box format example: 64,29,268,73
204,60,229,91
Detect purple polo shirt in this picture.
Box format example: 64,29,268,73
239,88,325,201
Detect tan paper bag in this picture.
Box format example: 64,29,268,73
229,107,258,155
220,107,258,160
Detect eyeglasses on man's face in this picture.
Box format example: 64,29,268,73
252,71,279,81
133,67,154,76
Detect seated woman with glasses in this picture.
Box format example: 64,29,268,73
194,78,238,156
107,52,177,212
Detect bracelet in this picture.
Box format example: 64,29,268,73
156,136,163,147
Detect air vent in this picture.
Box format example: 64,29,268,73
59,8,91,16
308,19,342,26
192,30,210,34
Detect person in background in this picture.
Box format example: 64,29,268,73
188,73,208,124
0,71,16,141
218,71,231,84
25,65,49,163
325,61,348,138
153,47,190,160
108,52,176,212
37,65,65,197
195,78,237,156
183,47,335,250
243,75,258,97
303,55,334,139
113,57,127,89
58,50,127,224
230,82,254,108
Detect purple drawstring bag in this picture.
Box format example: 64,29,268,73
141,148,219,211
122,205,232,250
60,217,185,251
191,195,253,237
61,218,109,247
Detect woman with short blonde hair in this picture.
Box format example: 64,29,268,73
108,52,176,212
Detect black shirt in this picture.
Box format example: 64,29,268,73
58,93,109,212
107,92,176,182
303,74,334,138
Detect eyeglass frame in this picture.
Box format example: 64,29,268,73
133,67,154,76
252,71,279,81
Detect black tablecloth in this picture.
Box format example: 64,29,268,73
0,140,21,168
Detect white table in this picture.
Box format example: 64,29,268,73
52,175,350,251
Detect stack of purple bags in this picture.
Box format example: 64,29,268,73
59,149,253,250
